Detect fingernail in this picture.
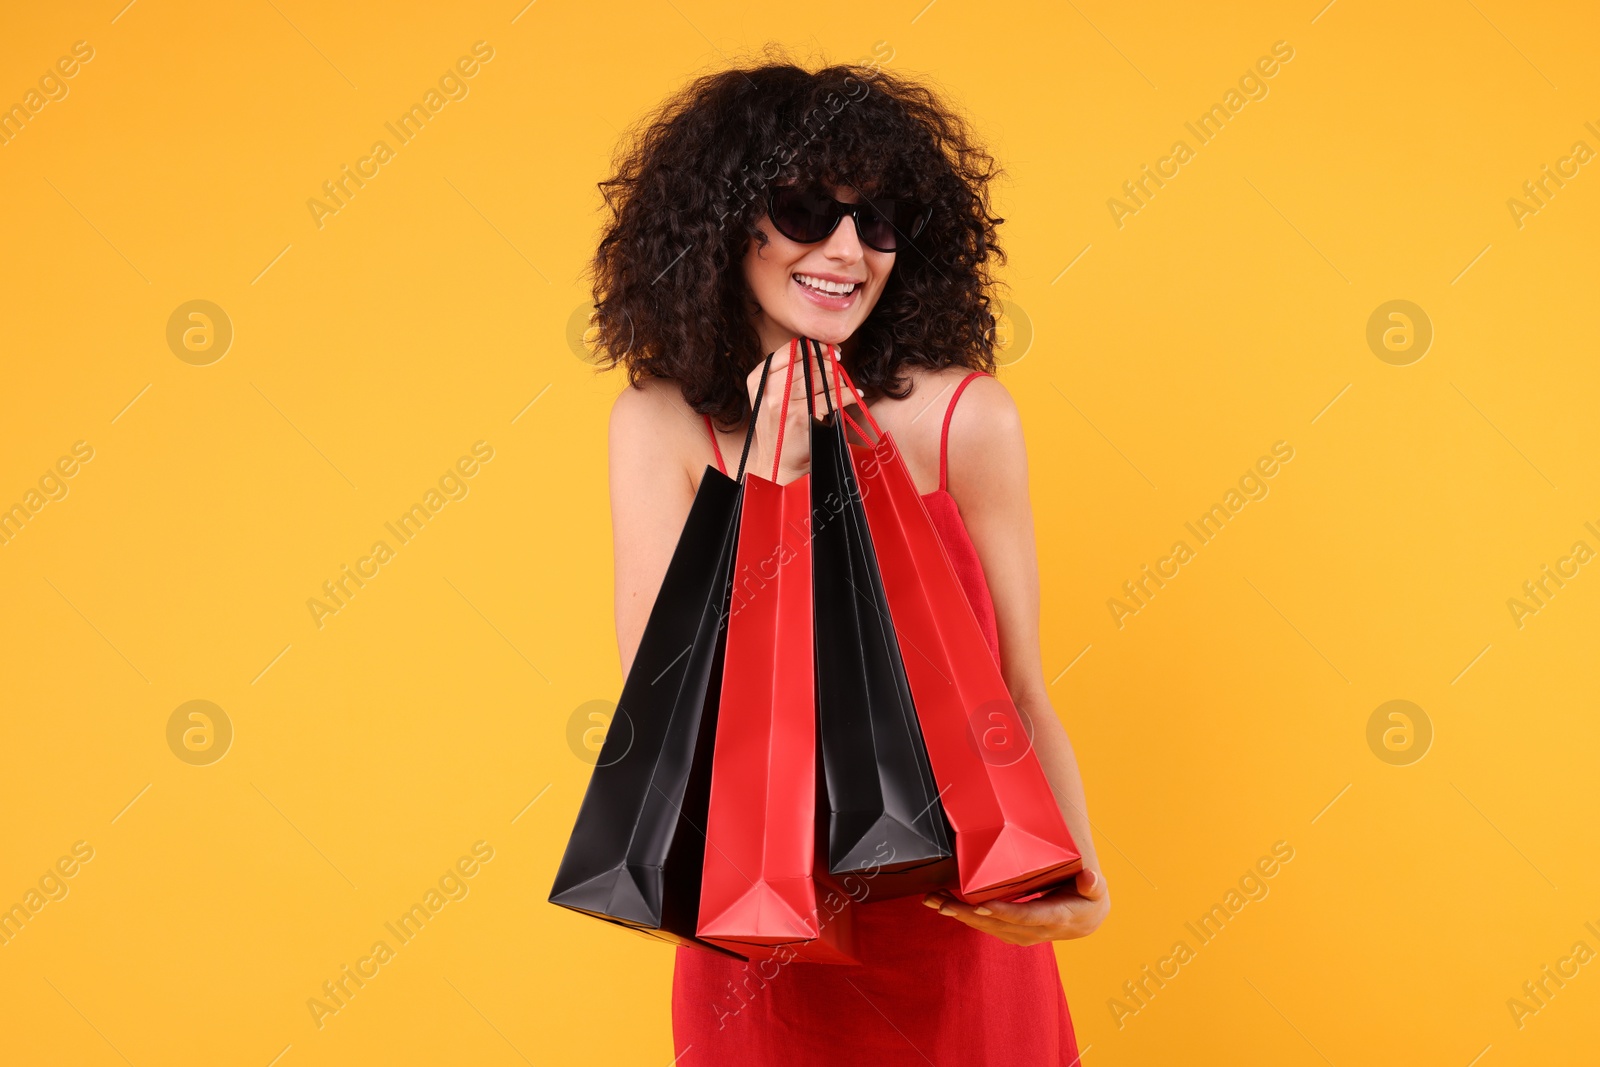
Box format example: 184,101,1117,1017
939,905,955,916
1087,871,1099,889
974,906,992,916
922,897,940,909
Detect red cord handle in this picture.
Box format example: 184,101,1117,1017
763,338,884,482
768,337,799,482
818,343,881,448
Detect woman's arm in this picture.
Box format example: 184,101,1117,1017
609,378,698,678
920,374,1111,946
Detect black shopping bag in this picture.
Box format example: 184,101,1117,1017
804,338,956,900
548,347,787,955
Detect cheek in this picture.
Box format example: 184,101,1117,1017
742,242,782,296
763,262,797,301
868,254,896,291
858,255,895,307
745,230,801,293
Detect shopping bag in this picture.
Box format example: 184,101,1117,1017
824,354,1082,904
547,345,791,954
807,339,957,901
697,340,856,963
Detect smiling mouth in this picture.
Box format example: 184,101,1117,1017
793,272,860,297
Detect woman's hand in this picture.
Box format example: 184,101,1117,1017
922,868,1110,947
743,339,857,485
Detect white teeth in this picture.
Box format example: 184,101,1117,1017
794,273,857,295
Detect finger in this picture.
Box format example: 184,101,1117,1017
785,363,826,421
966,895,1055,927
756,342,795,376
750,350,795,409
924,895,1021,931
757,340,807,387
974,887,1097,928
819,367,865,417
926,894,1035,928
807,351,840,417
1075,868,1107,901
932,889,1085,933
802,353,851,417
930,905,1049,946
774,355,797,407
936,885,1103,931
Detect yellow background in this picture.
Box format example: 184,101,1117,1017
2,0,1596,1063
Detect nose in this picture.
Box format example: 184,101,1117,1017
819,211,865,262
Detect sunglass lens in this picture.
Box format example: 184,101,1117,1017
773,187,837,243
855,202,895,250
859,199,927,252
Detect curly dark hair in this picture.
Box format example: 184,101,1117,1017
584,47,1008,429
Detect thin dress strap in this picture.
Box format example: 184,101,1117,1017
704,413,727,475
939,371,990,493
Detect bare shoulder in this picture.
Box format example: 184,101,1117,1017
868,365,1019,494
946,370,1022,444
608,375,702,489
941,370,1027,500
608,373,680,433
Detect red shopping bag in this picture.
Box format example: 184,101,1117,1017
697,340,857,963
824,356,1082,904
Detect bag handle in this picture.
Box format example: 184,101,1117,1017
798,336,826,450
805,338,881,447
733,339,788,481
796,335,824,479
766,338,803,482
737,338,877,483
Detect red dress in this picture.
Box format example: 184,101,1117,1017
677,371,1081,1066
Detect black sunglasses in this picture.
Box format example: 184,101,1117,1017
767,184,930,253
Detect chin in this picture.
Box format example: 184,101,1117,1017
790,314,858,347
806,329,852,347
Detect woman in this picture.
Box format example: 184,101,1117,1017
588,54,1108,1065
